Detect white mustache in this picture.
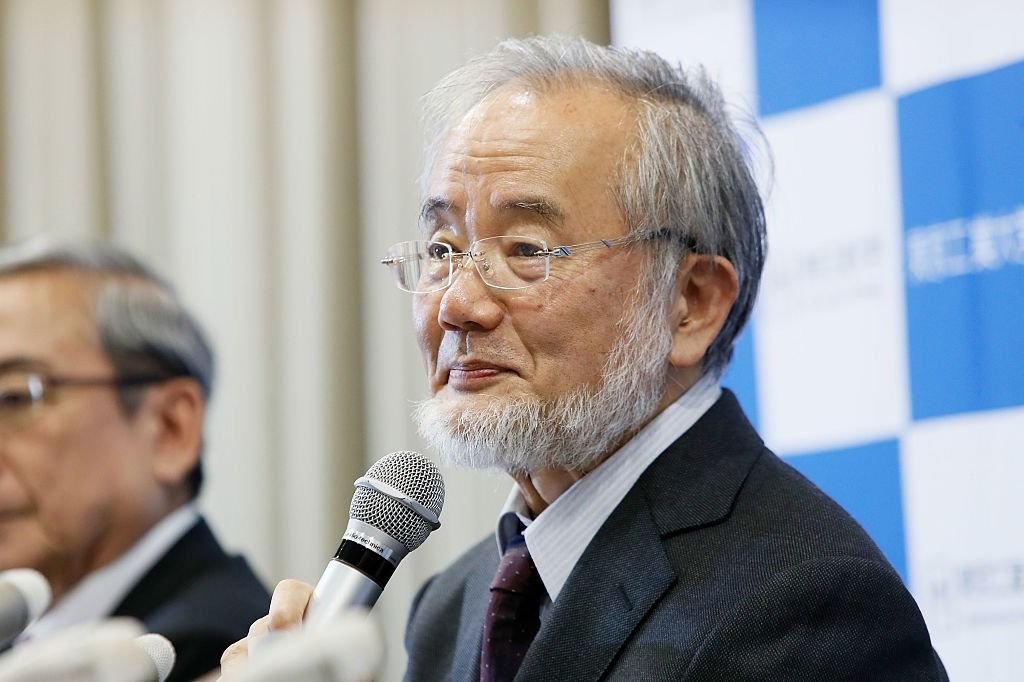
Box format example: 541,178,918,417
437,331,520,369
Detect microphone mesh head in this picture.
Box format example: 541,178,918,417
136,633,176,682
350,451,445,552
1,568,52,622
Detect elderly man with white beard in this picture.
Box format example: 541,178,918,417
222,36,947,681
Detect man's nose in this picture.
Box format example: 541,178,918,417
437,255,503,332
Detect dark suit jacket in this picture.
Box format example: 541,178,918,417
405,390,947,681
112,517,270,682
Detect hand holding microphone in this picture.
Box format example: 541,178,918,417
220,451,444,680
230,611,382,682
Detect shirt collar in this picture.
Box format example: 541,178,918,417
496,493,532,553
495,374,721,601
21,503,200,641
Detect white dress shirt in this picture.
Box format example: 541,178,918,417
496,374,721,602
20,502,200,642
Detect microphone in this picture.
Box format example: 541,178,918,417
0,569,51,648
135,633,176,682
0,618,176,682
304,450,445,625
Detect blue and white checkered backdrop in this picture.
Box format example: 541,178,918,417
612,1,1024,679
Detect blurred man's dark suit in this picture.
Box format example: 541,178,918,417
112,517,269,682
405,390,947,681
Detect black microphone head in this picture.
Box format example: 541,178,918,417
350,451,445,553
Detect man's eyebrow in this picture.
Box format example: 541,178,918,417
498,198,565,225
0,357,50,374
418,195,566,232
419,197,453,225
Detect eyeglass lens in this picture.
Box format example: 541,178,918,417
0,371,45,413
386,236,551,293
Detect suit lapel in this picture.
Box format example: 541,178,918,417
112,518,218,620
640,390,763,538
514,487,675,681
515,390,763,681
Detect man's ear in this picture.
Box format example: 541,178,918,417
668,254,739,370
143,377,205,489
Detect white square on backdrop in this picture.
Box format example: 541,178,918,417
901,407,1024,682
880,0,1024,94
610,0,756,115
755,90,909,454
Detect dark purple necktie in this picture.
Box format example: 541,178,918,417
480,531,546,682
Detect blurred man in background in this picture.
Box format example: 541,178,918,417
224,35,946,680
0,237,269,681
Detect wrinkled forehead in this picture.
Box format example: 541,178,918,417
437,80,637,159
422,82,639,228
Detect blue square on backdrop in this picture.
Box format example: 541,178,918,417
722,323,759,430
753,0,881,116
785,439,907,582
899,61,1024,420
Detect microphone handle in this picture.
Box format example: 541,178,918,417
304,540,397,626
305,560,381,626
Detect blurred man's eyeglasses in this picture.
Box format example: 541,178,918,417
0,370,169,422
381,230,676,294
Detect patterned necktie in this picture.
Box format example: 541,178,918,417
480,531,546,682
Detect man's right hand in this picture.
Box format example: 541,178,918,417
219,579,315,679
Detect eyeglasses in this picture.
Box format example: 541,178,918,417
381,231,666,294
0,370,169,421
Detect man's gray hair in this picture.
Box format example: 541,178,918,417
0,235,214,495
422,35,767,375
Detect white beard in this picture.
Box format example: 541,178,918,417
412,279,673,475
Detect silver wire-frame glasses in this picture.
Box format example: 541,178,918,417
381,231,663,293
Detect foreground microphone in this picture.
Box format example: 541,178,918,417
0,569,50,648
135,633,176,682
0,619,175,682
305,451,445,625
